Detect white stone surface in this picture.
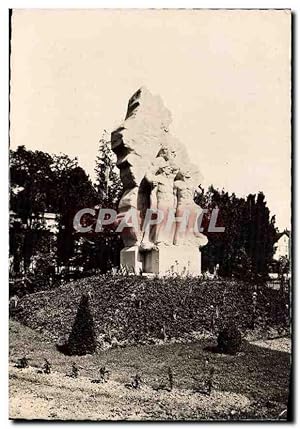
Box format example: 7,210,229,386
120,246,143,274
143,244,202,276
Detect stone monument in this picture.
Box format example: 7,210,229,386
111,87,207,276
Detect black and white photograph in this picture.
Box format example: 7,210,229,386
7,7,292,422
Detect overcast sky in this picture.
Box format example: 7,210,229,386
10,9,291,230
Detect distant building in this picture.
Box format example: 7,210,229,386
35,212,59,234
273,230,290,261
10,211,59,234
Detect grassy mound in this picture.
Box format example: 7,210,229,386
13,275,289,347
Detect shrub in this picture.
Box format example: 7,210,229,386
67,294,97,356
217,325,242,355
15,356,29,369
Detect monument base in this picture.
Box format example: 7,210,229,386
121,244,202,276
144,244,201,276
120,246,143,274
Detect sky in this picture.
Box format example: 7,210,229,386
10,9,291,230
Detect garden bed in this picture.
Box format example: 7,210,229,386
13,275,290,347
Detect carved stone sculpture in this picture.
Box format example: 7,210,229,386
111,87,207,275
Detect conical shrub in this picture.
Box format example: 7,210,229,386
67,294,97,356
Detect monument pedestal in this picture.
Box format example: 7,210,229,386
120,246,143,274
121,244,202,276
144,244,201,276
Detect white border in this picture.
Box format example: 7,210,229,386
1,1,297,427
0,1,297,8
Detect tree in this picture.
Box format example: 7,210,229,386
10,145,54,224
28,248,56,290
242,192,277,279
91,131,123,272
9,146,98,281
10,146,55,274
67,294,97,355
195,186,277,279
278,255,290,295
51,155,98,268
95,130,123,209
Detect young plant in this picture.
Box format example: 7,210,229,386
43,358,51,374
168,367,174,391
15,356,29,369
71,362,79,378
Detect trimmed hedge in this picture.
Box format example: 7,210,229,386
217,325,242,355
66,294,97,355
14,275,290,347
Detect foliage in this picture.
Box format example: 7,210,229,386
195,186,278,279
10,146,54,223
15,356,29,369
9,146,98,283
67,294,97,356
29,250,56,289
217,325,242,355
88,130,124,272
50,154,98,266
278,256,290,277
43,358,51,374
94,130,123,209
9,222,51,275
10,136,123,282
15,276,290,346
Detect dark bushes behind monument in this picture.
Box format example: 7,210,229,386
14,275,290,348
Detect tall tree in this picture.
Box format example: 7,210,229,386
10,145,54,224
91,131,123,272
10,146,55,273
94,130,122,209
50,154,98,267
196,186,278,279
9,146,98,277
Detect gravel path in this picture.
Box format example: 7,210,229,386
250,337,291,353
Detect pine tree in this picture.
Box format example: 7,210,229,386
243,192,277,279
92,131,124,272
95,130,123,210
67,294,97,356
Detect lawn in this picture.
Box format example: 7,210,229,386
9,320,291,421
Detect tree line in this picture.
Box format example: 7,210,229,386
195,187,278,280
9,132,279,295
